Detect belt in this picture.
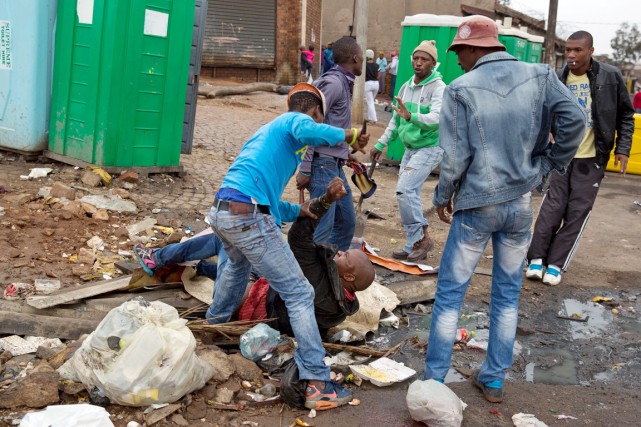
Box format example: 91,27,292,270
214,198,270,215
314,152,339,159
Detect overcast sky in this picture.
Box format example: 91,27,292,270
509,0,641,56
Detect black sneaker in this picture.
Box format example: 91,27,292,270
472,370,503,403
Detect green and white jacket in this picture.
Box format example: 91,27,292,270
376,70,445,151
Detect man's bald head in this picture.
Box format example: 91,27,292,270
334,249,375,293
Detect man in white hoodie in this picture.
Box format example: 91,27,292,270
370,40,445,262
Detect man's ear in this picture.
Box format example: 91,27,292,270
341,272,356,283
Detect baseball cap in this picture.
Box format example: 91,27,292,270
287,83,327,115
447,15,505,52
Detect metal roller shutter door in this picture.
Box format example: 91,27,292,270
204,0,276,68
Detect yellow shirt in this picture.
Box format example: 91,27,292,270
566,72,595,158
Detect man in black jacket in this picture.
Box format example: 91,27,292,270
267,177,375,337
526,31,635,286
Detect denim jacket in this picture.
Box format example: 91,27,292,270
433,52,586,212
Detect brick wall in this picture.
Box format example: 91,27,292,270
202,1,321,85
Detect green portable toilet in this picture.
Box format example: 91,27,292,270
498,28,528,61
526,34,544,63
48,0,195,171
385,14,465,162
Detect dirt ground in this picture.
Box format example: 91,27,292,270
1,89,641,426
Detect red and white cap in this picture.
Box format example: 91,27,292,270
287,83,327,115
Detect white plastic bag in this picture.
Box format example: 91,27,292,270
406,379,467,427
66,297,214,406
19,404,114,427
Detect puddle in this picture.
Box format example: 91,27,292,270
525,347,579,385
561,299,613,339
444,368,466,383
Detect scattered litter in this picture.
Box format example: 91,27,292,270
379,312,400,328
466,338,488,351
118,250,132,258
242,422,259,427
329,329,352,343
556,415,578,420
350,357,416,387
413,303,430,314
406,379,467,427
390,238,397,244
80,194,137,213
153,225,174,235
323,351,369,367
512,413,549,427
592,296,613,303
348,398,361,406
27,168,53,179
0,335,37,356
126,217,157,236
88,167,112,186
308,409,317,418
292,418,312,427
0,206,4,216
19,404,114,427
34,278,61,294
239,323,281,362
3,282,36,300
87,236,105,250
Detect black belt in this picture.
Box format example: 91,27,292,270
214,198,270,215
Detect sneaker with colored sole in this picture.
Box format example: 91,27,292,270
304,381,353,410
472,370,503,403
525,263,544,280
542,266,562,286
133,244,157,276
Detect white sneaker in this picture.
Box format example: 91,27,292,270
526,263,544,280
542,265,562,286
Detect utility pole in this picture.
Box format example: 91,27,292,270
543,0,559,67
351,0,368,125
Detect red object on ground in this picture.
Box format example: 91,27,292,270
237,278,270,321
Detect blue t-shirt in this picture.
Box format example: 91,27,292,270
219,112,345,226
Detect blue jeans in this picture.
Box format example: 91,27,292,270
154,234,224,281
397,146,443,253
206,207,330,381
309,157,355,251
424,194,532,386
389,74,397,98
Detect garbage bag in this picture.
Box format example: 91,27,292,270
66,297,214,406
256,337,296,376
19,404,114,427
280,358,308,409
406,379,467,427
240,323,281,362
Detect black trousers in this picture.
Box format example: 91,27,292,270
527,157,605,270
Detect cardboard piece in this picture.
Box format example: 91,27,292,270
350,357,416,387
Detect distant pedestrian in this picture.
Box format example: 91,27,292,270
376,51,388,94
387,51,398,98
323,43,335,74
633,88,641,113
364,49,380,123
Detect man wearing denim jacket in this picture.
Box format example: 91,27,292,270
420,16,586,403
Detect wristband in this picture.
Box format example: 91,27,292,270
319,196,331,208
348,127,358,146
300,171,310,177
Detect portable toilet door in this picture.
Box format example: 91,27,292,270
526,34,544,63
0,0,57,154
182,0,207,155
498,28,528,61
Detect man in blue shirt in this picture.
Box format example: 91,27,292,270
207,83,369,411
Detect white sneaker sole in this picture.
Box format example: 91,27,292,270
525,268,543,280
542,274,561,286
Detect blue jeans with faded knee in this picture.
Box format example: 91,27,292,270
396,146,443,253
206,207,330,381
424,193,532,386
309,157,355,251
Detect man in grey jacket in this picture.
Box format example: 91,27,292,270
526,31,635,286
420,16,585,404
296,36,364,251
